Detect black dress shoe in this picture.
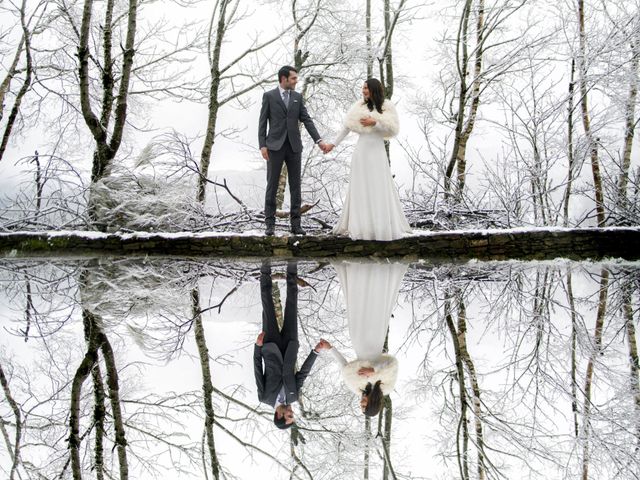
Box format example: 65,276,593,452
265,224,275,236
290,225,306,236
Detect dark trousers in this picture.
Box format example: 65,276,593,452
260,262,298,356
264,138,302,227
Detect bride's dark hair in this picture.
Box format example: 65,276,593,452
362,381,384,417
365,78,385,114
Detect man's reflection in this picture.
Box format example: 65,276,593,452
254,260,331,429
328,261,407,416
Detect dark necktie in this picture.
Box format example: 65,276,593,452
283,90,290,109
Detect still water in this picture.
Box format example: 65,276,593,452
0,257,638,480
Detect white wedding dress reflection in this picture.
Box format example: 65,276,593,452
331,100,412,241
329,261,407,396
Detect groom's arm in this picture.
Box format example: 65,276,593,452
258,93,269,149
294,349,318,389
294,339,330,388
253,344,266,401
298,99,321,144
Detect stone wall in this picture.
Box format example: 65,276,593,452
1,228,639,260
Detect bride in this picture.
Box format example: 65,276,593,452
326,79,412,241
328,260,407,417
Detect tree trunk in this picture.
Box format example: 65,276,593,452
275,1,322,213
616,37,639,220
80,287,107,480
363,415,371,479
577,0,606,226
0,35,25,125
567,270,579,437
456,292,486,480
564,59,576,227
100,0,116,130
445,293,470,480
91,362,106,480
197,0,230,203
581,269,609,480
192,288,220,479
452,0,485,201
382,0,394,100
0,361,22,480
444,0,473,199
23,276,33,341
366,0,373,78
622,280,640,450
79,0,138,184
99,333,129,480
381,396,394,480
69,310,103,480
0,0,33,164
275,165,288,213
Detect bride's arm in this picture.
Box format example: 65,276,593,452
328,346,348,366
331,126,350,148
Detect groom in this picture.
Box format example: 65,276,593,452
254,260,331,429
258,65,328,236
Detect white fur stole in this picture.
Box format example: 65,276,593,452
341,354,399,395
343,100,399,140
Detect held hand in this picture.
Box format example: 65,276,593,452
256,332,265,346
314,339,332,352
358,367,375,377
260,147,269,161
360,116,376,127
324,143,335,153
318,141,330,154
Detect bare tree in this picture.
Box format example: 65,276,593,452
490,50,569,226
563,59,577,227
575,0,606,226
444,0,535,203
377,0,408,102
621,279,640,451
601,0,640,223
78,0,138,185
196,1,284,203
0,0,48,164
191,287,221,479
443,287,487,480
580,268,609,480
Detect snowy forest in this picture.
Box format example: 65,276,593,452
1,1,640,479
1,259,639,479
0,0,639,232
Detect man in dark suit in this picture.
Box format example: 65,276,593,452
254,260,331,429
258,65,328,236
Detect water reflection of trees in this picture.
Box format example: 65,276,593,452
0,259,638,479
403,263,640,480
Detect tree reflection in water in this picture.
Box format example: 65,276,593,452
0,259,638,479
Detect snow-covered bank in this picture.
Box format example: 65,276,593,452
1,226,639,260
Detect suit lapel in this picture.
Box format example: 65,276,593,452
273,88,288,114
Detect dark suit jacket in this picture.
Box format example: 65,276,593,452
254,340,318,407
258,87,321,153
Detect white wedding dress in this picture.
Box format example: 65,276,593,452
329,261,408,395
332,100,412,241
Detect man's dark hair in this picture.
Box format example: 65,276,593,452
362,381,384,417
365,78,385,114
274,411,293,430
278,65,297,83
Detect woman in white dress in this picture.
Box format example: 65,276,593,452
326,79,412,241
328,260,408,416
